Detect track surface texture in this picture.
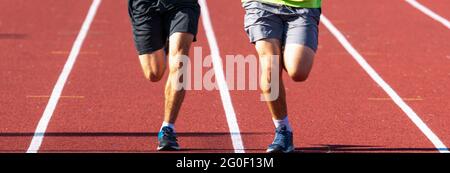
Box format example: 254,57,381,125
0,0,449,153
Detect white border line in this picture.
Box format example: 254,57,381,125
406,0,450,29
320,15,449,153
405,0,450,29
26,0,102,153
198,0,245,153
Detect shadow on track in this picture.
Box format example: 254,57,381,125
296,144,439,153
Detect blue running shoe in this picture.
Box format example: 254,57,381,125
157,126,180,151
266,124,294,153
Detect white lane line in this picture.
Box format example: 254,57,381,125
198,0,245,153
26,0,102,153
405,0,450,29
320,15,449,153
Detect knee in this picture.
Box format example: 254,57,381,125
144,70,164,82
288,70,309,82
260,79,272,94
167,57,189,85
168,57,187,74
167,47,190,78
139,51,166,82
142,64,164,82
259,67,277,94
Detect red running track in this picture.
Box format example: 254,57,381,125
323,0,450,151
0,0,91,152
0,0,448,152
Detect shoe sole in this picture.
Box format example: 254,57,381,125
157,145,180,151
266,146,294,153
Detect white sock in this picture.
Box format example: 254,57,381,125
161,121,175,132
273,116,293,132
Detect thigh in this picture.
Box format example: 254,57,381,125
255,38,282,56
283,8,320,75
128,0,167,55
168,32,194,56
283,44,315,76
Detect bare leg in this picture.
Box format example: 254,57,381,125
255,39,288,120
164,32,194,124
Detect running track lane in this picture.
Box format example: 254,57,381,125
324,0,450,150
207,0,439,152
37,0,235,152
0,0,91,152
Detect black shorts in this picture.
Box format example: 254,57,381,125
128,0,200,55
